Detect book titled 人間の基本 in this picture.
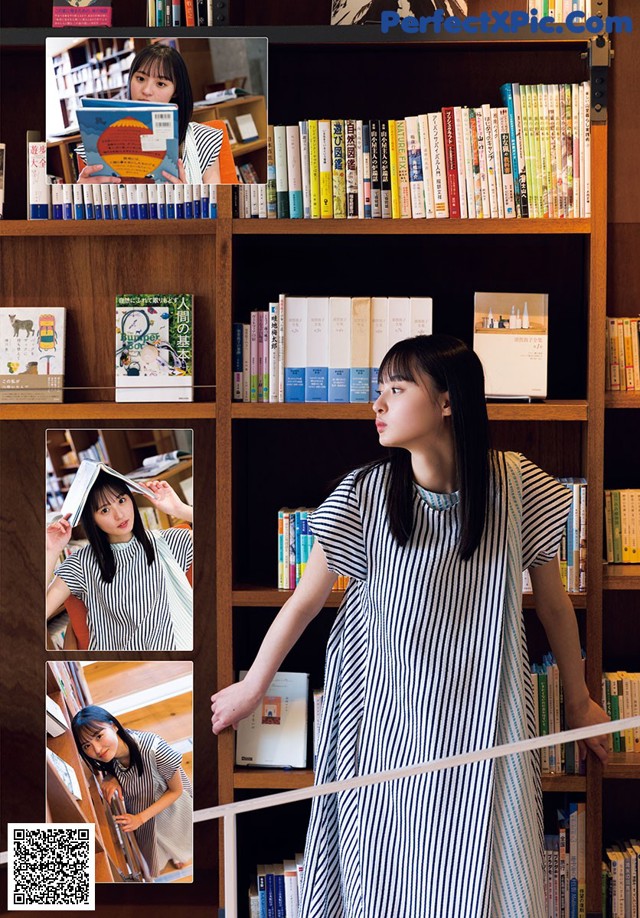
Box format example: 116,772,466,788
473,291,548,399
236,671,309,768
116,294,193,402
0,308,66,403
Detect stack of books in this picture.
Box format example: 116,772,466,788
43,182,218,221
604,840,640,918
602,672,640,753
604,490,640,564
605,317,640,392
543,803,586,918
278,508,348,592
531,653,584,775
248,858,304,918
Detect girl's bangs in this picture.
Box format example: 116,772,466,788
89,479,128,513
133,48,175,83
76,720,108,744
378,344,420,384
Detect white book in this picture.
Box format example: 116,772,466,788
51,183,64,220
286,124,303,219
242,323,251,402
417,114,435,218
299,121,311,219
474,104,491,219
268,303,279,404
356,119,365,219
46,695,67,736
405,116,426,219
582,80,591,218
92,183,103,218
0,308,66,404
62,183,74,220
183,182,193,218
370,296,388,400
108,183,120,219
73,183,84,219
482,104,499,218
305,296,329,402
387,296,411,349
250,183,259,217
453,107,468,219
350,297,371,403
460,107,477,219
278,294,285,402
126,183,138,218
572,83,581,218
235,112,259,142
490,108,505,219
273,124,289,216
498,107,517,219
284,296,307,403
46,748,82,801
410,297,433,337
283,861,300,918
117,183,128,218
27,137,49,220
257,183,267,218
137,183,150,219
235,671,309,768
328,296,351,404
473,292,548,398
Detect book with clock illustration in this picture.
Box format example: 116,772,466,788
115,294,194,402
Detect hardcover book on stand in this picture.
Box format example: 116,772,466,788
236,671,309,768
473,291,548,398
0,308,66,403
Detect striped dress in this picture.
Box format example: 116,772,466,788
300,452,572,918
112,730,192,878
55,528,192,651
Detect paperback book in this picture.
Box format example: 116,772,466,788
0,308,66,403
115,294,194,402
473,291,548,398
236,671,309,768
60,460,155,527
76,99,179,183
52,0,112,27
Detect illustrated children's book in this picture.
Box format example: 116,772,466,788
330,0,467,25
76,98,179,184
60,460,156,527
0,308,66,403
236,671,309,768
473,291,548,399
52,0,112,27
115,294,194,402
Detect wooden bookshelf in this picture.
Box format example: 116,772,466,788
2,7,638,917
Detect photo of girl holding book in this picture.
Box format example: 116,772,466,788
72,704,192,879
211,334,610,917
46,467,193,651
77,43,224,186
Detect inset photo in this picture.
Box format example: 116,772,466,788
46,661,193,883
46,428,193,651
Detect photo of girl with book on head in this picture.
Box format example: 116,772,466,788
75,43,224,186
46,450,193,652
211,333,610,918
72,703,192,880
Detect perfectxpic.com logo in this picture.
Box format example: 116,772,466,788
380,9,633,35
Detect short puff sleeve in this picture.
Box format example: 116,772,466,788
55,549,88,598
309,470,368,582
521,455,573,570
162,528,193,573
154,735,182,783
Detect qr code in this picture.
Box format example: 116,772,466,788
8,824,95,911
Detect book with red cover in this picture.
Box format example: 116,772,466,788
52,0,112,27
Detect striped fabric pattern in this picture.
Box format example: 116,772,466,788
113,730,192,877
300,452,571,918
56,528,192,651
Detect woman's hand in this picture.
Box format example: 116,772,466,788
101,777,123,805
145,479,190,520
46,514,73,555
565,696,611,764
114,812,145,832
77,164,120,184
211,680,260,735
161,158,187,184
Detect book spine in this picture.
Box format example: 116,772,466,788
28,142,49,219
345,119,358,219
428,112,449,218
497,107,516,219
284,296,306,402
299,121,311,220
305,297,329,402
388,119,400,219
369,119,381,218
318,120,333,218
184,0,195,25
250,311,259,403
362,121,372,219
286,125,303,219
329,296,351,404
442,107,460,219
273,125,289,219
459,108,476,219
260,310,269,401
405,115,426,220
395,119,411,219
500,83,522,216
379,120,392,219
308,120,320,219
356,119,365,219
278,294,285,403
489,108,504,219
331,119,346,219
268,303,279,404
350,297,370,402
482,104,499,218
266,124,277,219
242,324,251,402
474,104,490,219
233,322,243,401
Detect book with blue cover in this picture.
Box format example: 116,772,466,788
76,98,179,184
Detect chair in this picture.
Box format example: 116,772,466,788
63,565,193,650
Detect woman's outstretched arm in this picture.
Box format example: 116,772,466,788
113,769,184,833
211,541,338,734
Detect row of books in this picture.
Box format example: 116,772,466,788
543,803,586,918
602,673,640,754
532,654,584,775
249,858,304,918
278,509,349,591
32,181,218,222
1,297,193,404
606,317,640,393
258,82,590,222
559,478,587,593
233,296,433,404
528,1,593,16
604,490,640,564
604,840,640,918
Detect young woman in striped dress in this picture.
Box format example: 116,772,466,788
211,334,610,918
46,472,192,651
72,705,192,878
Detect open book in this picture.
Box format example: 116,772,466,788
127,450,192,479
60,461,156,527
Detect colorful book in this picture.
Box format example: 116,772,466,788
52,0,112,26
0,308,66,403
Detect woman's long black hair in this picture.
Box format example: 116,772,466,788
360,333,492,561
71,705,144,778
81,470,155,583
127,44,193,146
